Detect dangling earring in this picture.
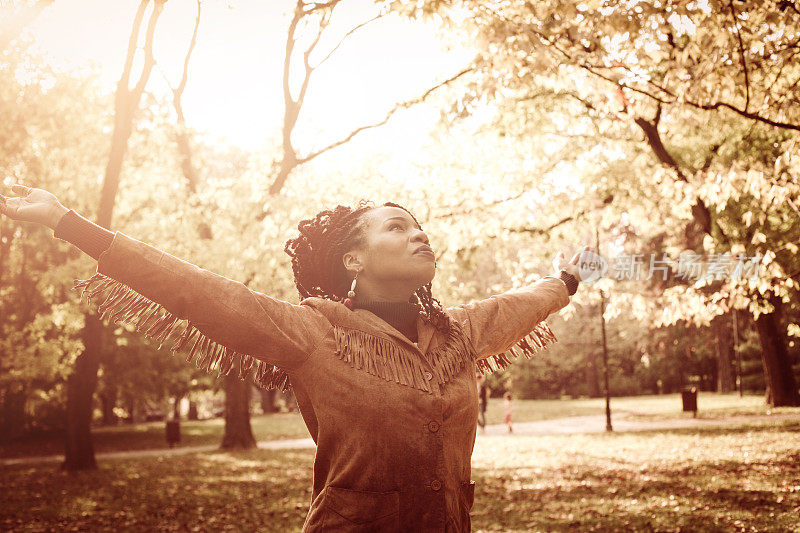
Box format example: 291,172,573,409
344,270,360,310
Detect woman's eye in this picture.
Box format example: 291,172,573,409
390,224,404,231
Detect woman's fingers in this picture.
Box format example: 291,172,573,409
2,184,30,217
570,245,591,265
554,245,591,273
0,195,18,217
11,183,30,195
553,251,565,271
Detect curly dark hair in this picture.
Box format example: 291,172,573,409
284,200,451,333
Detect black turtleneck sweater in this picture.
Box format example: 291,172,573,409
53,210,422,342
353,300,420,343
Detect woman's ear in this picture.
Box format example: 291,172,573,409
342,250,363,274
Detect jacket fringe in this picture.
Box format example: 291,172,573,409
333,320,558,392
475,321,559,375
332,319,478,393
428,320,477,385
72,272,558,394
72,272,291,391
332,326,436,393
331,318,557,393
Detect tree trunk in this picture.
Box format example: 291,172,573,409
63,0,164,471
712,314,736,393
221,373,256,449
100,382,118,426
63,314,102,470
0,384,27,443
754,295,800,406
585,351,601,398
172,394,183,420
259,388,280,413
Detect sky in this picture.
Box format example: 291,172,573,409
24,0,474,150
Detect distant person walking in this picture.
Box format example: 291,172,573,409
503,392,514,433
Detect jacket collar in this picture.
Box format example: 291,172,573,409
304,297,433,353
301,296,475,393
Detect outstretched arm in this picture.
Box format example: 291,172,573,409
1,185,331,390
447,247,586,373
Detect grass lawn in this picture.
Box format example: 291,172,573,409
3,393,798,460
1,419,798,531
0,413,309,459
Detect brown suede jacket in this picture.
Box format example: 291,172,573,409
71,231,571,532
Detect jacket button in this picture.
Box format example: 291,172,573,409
428,421,440,433
431,479,442,491
424,371,433,380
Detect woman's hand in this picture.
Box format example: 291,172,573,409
0,184,69,229
553,245,590,281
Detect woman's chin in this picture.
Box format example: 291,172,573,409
419,268,435,286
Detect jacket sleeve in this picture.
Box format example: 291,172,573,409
73,231,332,390
446,275,570,372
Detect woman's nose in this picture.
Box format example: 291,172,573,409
411,229,429,245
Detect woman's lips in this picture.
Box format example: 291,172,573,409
414,250,435,259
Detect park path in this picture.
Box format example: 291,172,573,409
3,412,799,467
480,411,800,436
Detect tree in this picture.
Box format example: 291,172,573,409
0,0,55,53
64,0,167,471
269,0,471,195
410,0,800,405
220,374,256,449
0,43,111,444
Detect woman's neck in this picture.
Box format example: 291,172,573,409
353,277,417,303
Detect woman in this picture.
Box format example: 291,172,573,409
0,183,584,531
503,392,513,433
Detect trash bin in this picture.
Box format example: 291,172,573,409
681,387,698,417
166,419,181,447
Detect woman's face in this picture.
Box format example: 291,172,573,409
343,206,436,292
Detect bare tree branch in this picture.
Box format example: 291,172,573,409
296,8,331,112
314,13,386,68
633,104,688,183
728,0,750,112
155,0,212,239
272,0,337,195
303,0,339,14
117,0,150,95
269,3,472,196
481,4,800,131
788,197,800,217
429,154,580,221
505,196,613,237
508,213,579,236
175,0,201,107
98,0,157,227
297,67,473,165
432,189,528,221
172,0,202,192
130,0,165,102
280,1,304,174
